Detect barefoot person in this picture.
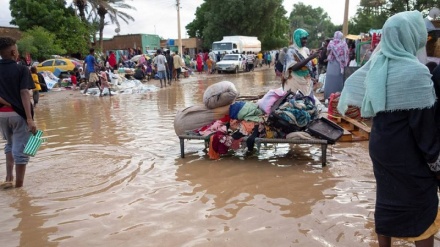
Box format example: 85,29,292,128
82,48,99,94
0,37,37,189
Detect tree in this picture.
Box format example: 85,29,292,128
17,26,66,61
288,3,337,48
186,0,289,50
385,0,439,14
72,0,135,51
9,0,90,56
349,0,440,34
72,0,88,23
94,0,135,52
186,2,210,39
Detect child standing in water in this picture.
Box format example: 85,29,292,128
30,67,41,107
99,67,111,97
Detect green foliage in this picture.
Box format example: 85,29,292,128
350,0,440,34
288,3,338,48
186,0,289,50
348,7,388,35
9,0,90,56
17,26,66,61
385,0,439,14
9,0,67,31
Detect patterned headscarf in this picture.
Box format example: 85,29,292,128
327,31,349,73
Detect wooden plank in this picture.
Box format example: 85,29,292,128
339,128,353,142
327,116,370,142
341,116,371,133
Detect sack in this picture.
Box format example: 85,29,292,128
174,104,230,136
203,81,239,109
23,130,46,157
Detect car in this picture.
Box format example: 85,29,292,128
215,54,246,74
36,58,80,73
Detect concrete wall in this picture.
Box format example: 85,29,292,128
141,34,161,52
0,26,22,41
103,34,160,54
160,38,203,56
103,35,203,58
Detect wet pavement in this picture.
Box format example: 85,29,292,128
0,67,437,246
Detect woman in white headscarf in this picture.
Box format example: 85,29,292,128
282,28,320,96
324,31,349,99
338,11,440,246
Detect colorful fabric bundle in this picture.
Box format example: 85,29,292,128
328,92,361,121
275,97,317,128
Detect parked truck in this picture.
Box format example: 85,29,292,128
212,36,261,54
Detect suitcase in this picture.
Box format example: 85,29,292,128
307,117,343,144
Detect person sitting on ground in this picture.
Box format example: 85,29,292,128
70,70,77,90
133,65,145,81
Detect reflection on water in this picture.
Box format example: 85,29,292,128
0,70,435,246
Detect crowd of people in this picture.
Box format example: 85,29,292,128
4,8,440,247
265,10,440,247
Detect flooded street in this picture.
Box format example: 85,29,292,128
0,68,437,247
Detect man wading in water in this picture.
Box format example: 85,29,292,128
0,37,37,189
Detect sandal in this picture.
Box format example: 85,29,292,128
0,181,13,189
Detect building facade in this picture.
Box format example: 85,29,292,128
103,34,160,54
160,38,203,57
0,26,22,41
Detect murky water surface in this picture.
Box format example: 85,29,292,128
0,69,438,246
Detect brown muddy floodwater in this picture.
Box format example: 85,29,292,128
0,68,438,247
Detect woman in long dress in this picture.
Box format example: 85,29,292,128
338,11,440,247
196,50,203,74
282,28,319,97
324,31,349,99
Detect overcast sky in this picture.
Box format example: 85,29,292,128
0,0,361,39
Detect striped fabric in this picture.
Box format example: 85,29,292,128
23,130,45,157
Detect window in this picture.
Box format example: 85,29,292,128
212,43,233,51
42,60,54,67
55,60,67,66
222,55,239,61
233,44,237,49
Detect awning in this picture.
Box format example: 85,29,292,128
346,34,360,40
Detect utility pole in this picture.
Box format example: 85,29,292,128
342,0,349,36
177,0,183,55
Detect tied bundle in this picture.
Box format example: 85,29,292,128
328,92,361,121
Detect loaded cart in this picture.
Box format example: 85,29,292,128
174,82,344,167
